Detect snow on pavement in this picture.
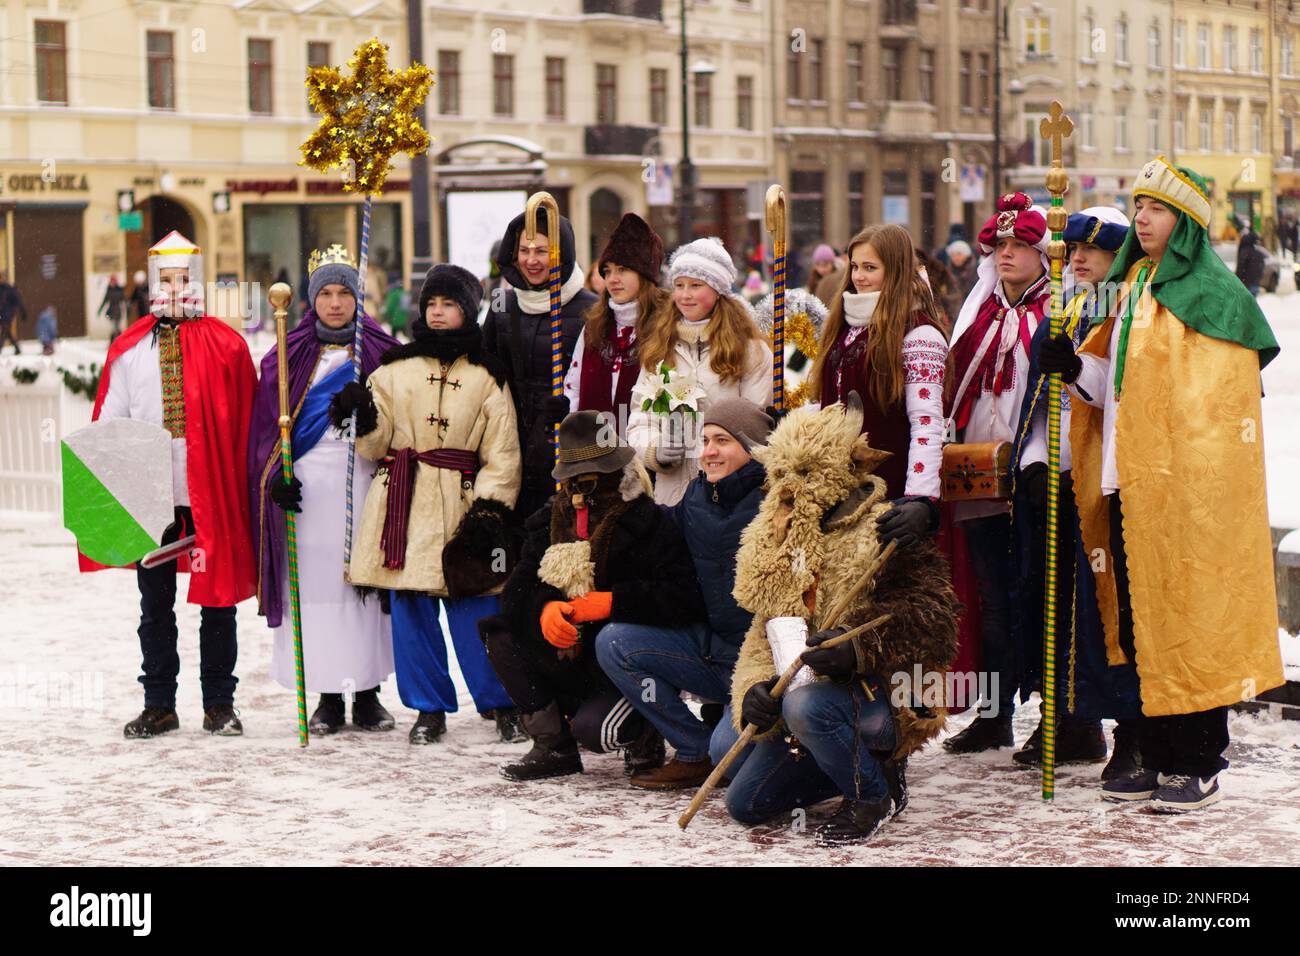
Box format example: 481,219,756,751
2,515,1297,866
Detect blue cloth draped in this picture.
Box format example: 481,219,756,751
291,359,355,459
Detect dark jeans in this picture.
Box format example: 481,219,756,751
1107,492,1230,777
136,507,238,710
963,512,1017,712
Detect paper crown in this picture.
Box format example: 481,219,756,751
148,230,200,257
1132,155,1212,230
308,244,357,275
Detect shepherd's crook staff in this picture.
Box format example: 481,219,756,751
270,282,309,748
765,185,787,411
525,191,564,491
1039,100,1074,801
297,38,433,576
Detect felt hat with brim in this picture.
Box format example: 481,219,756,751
552,410,634,480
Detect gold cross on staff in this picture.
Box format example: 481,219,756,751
1039,101,1074,168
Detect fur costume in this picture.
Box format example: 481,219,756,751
729,396,962,758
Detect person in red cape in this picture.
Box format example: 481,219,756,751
83,230,257,739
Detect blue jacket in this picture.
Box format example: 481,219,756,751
666,459,766,667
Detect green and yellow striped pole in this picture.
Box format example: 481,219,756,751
1038,101,1074,800
270,282,309,748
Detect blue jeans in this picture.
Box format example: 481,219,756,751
595,620,733,763
708,681,896,825
389,592,514,714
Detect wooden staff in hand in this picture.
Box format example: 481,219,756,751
679,540,899,829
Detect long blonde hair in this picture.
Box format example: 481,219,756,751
809,224,949,409
638,290,763,384
581,279,668,350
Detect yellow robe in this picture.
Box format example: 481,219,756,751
1070,258,1283,716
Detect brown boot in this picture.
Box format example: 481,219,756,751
629,756,715,790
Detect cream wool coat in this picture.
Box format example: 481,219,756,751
350,354,520,593
626,322,773,505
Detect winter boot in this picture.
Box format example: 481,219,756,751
1101,719,1142,781
881,756,909,817
202,704,243,736
622,720,667,777
501,702,582,781
352,687,396,732
309,693,346,736
942,712,1014,754
814,795,893,846
492,707,528,743
123,706,179,739
408,711,447,744
1012,714,1107,767
629,756,714,790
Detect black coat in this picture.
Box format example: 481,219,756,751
501,495,707,657
665,460,765,666
1236,234,1265,288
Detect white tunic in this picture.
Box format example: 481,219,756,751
1070,314,1124,495
271,347,394,694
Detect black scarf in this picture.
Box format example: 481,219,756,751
315,319,355,344
378,320,508,387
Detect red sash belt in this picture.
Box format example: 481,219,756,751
379,447,479,570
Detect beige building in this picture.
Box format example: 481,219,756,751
1270,1,1300,226
772,0,998,264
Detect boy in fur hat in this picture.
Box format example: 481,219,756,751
711,396,960,846
481,410,708,781
331,264,524,745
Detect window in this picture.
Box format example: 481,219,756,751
437,51,460,115
1175,106,1186,151
546,58,565,121
147,31,175,110
35,20,67,104
693,71,711,128
307,41,329,112
978,53,991,108
1285,115,1294,157
1115,105,1128,150
960,51,972,108
1223,27,1236,72
650,68,668,125
1148,24,1161,69
1174,22,1185,67
1224,109,1236,151
1024,15,1051,57
1023,112,1049,165
787,46,802,100
1200,107,1212,150
1148,107,1161,152
920,49,935,104
1082,15,1095,60
1286,35,1296,76
737,75,753,130
1115,17,1128,64
1250,30,1263,73
248,38,272,115
846,42,864,103
1251,112,1262,153
493,53,514,117
848,170,865,233
810,39,825,101
596,63,616,124
1080,101,1094,148
1197,24,1210,69
882,45,902,100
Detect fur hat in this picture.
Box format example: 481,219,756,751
668,237,737,296
945,239,972,260
812,243,836,263
597,213,665,283
419,263,482,325
701,398,774,452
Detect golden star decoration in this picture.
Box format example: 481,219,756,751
298,37,433,195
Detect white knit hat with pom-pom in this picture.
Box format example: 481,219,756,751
667,237,737,297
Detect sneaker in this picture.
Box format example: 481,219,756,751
123,707,179,739
202,704,243,736
309,694,345,736
408,711,447,745
1101,767,1163,802
1149,774,1223,814
629,756,714,790
351,688,396,732
814,795,893,847
942,713,1014,754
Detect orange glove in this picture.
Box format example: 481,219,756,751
540,600,579,648
569,590,613,624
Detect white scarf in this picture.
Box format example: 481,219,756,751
610,298,639,329
842,290,882,328
514,264,588,315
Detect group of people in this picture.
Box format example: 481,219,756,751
81,152,1285,847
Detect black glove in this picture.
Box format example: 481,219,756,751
875,497,939,549
1019,461,1048,516
802,626,857,682
270,475,303,513
1037,333,1082,383
786,348,809,373
741,677,781,734
544,394,572,425
329,381,379,436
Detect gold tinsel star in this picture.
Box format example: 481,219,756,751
298,37,433,195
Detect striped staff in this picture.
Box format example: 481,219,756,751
342,194,371,575
269,282,309,747
1038,100,1075,800
525,191,564,491
764,185,788,411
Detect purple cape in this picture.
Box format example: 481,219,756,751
248,310,399,627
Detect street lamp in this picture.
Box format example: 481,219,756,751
678,0,716,246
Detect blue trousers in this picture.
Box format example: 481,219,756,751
388,592,514,714
708,681,896,826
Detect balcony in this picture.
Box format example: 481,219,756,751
585,124,659,156
881,0,918,25
582,0,662,19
